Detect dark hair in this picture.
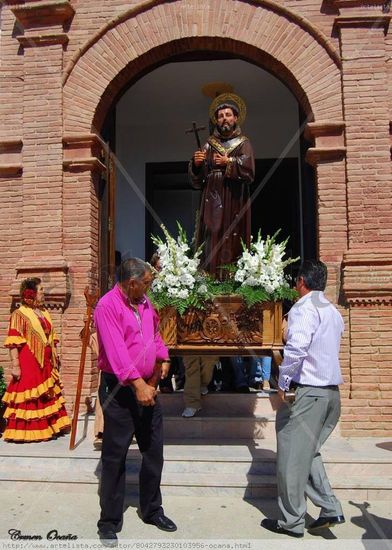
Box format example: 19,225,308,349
20,277,41,299
150,252,160,269
116,258,150,283
215,103,239,117
297,260,327,291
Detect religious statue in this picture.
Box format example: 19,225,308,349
188,93,255,279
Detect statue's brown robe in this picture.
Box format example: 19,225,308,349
189,127,255,279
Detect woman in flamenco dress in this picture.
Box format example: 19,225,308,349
2,277,71,442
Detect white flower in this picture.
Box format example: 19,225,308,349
179,273,194,286
235,231,298,295
197,284,208,294
177,289,189,299
150,223,203,305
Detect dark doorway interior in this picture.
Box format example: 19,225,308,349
145,162,200,260
99,107,116,294
145,158,316,266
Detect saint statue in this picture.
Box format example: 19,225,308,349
189,93,255,279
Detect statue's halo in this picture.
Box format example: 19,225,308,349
209,93,247,126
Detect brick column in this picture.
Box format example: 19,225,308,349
9,1,75,312
0,4,25,369
305,122,350,403
334,2,392,248
61,134,104,407
332,0,392,435
2,2,75,396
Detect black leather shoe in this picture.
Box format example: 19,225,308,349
144,514,177,532
261,519,304,538
308,515,345,531
98,529,118,548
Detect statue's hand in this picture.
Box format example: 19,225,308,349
193,150,206,166
213,153,229,167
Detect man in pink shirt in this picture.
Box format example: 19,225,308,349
94,258,177,547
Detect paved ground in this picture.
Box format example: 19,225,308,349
0,482,391,549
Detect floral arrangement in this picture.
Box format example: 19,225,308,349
149,223,208,314
149,224,298,313
234,231,299,306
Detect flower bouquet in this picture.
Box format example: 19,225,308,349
149,223,208,315
149,224,298,348
233,230,299,306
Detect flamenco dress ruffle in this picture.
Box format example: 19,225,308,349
2,343,71,442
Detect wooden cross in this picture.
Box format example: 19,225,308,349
185,121,206,151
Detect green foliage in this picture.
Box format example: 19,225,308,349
204,275,236,296
0,367,7,400
148,290,206,316
271,286,299,302
149,278,298,313
238,285,298,307
237,286,272,307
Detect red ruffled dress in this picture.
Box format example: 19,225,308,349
2,309,71,442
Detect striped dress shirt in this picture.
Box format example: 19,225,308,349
278,291,344,391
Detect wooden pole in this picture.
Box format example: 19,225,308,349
69,286,99,450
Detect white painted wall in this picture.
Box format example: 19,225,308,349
115,59,300,259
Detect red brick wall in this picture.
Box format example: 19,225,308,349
0,0,391,434
0,4,25,377
63,0,343,132
342,306,392,436
61,168,100,406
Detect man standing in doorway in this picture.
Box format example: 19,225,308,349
189,93,255,279
94,258,177,547
262,260,345,538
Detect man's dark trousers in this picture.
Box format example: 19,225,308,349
98,372,164,533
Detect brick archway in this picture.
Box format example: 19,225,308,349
63,0,343,133
60,0,349,413
2,0,390,435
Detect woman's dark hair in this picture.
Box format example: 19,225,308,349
297,260,327,291
20,277,41,298
116,258,150,283
150,252,160,269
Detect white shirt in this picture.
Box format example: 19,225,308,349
278,291,344,391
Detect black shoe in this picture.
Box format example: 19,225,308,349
98,529,118,548
144,514,177,532
261,519,304,538
308,515,345,531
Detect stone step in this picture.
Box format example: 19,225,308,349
164,416,277,439
1,452,391,480
159,390,281,417
0,455,390,500
161,390,278,440
159,392,341,437
1,416,391,499
1,436,391,499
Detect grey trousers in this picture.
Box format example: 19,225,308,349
276,385,343,534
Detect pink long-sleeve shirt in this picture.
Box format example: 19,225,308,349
94,284,169,384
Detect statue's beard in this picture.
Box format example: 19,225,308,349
218,122,236,136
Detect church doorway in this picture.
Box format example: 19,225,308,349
100,58,316,289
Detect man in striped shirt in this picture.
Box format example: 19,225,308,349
262,260,345,538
